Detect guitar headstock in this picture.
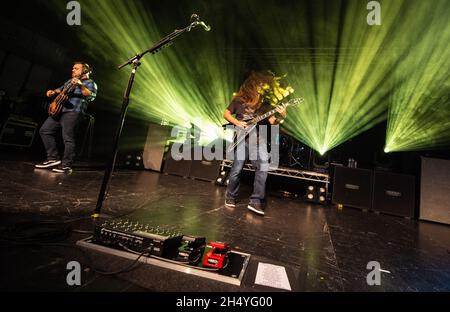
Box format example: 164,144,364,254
279,97,304,108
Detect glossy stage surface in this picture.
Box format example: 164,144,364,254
0,160,449,292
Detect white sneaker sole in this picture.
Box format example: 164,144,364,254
52,168,72,173
225,202,236,208
35,160,62,168
247,205,265,215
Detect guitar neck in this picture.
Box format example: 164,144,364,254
61,81,77,94
254,104,286,123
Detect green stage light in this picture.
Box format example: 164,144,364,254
49,0,242,147
48,0,449,153
384,0,450,152
240,0,450,154
319,148,326,156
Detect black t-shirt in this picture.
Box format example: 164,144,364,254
227,98,272,124
227,98,275,144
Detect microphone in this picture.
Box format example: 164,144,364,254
197,20,211,32
189,13,211,31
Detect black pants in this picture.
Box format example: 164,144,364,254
39,112,80,166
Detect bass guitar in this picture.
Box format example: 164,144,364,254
47,76,86,117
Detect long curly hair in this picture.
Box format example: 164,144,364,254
233,71,276,109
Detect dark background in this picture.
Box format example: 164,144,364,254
0,0,448,176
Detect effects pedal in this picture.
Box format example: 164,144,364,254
93,219,183,258
203,241,230,269
176,235,206,265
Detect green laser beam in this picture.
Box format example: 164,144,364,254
48,0,450,152
50,0,242,146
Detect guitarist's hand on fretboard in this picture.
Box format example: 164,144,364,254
275,106,287,118
226,97,303,153
236,121,249,129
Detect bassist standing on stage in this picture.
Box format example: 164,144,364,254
35,62,97,173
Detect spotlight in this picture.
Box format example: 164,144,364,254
122,152,144,169
384,147,390,153
215,170,230,186
305,184,328,205
318,186,327,204
305,185,316,202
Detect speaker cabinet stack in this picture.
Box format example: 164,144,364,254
332,166,417,218
163,144,193,177
332,166,374,210
143,124,171,172
0,115,38,148
163,145,221,182
372,171,415,218
190,158,221,182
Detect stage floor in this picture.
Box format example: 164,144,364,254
0,160,449,292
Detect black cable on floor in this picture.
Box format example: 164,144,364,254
0,217,163,276
88,247,152,276
0,220,72,243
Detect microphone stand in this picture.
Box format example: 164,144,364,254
93,18,207,217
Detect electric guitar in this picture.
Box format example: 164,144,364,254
227,97,303,153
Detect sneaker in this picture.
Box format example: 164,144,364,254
225,198,236,208
52,166,73,173
35,160,61,169
247,202,265,216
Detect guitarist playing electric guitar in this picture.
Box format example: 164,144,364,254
35,62,97,173
223,71,292,216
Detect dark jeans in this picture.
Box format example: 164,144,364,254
39,112,80,166
226,139,269,204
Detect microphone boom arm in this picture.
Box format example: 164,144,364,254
118,15,210,69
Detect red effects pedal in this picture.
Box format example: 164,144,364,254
203,241,230,269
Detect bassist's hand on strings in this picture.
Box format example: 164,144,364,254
71,78,83,86
46,90,60,97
